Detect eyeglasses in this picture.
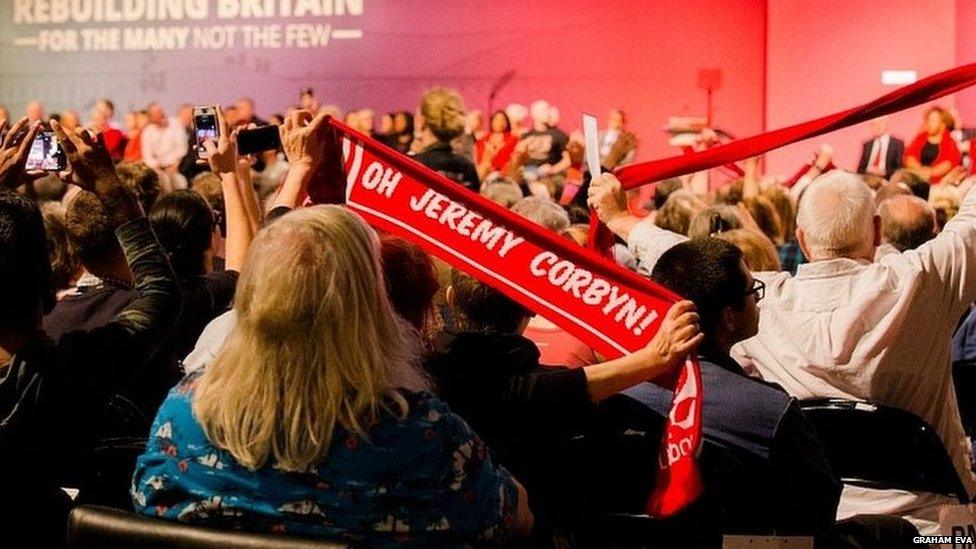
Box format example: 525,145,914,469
745,279,765,302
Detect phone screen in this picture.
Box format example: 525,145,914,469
237,125,282,156
194,109,218,155
26,131,66,171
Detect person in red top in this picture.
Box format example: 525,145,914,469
89,99,127,162
122,110,148,162
475,110,518,180
904,106,961,183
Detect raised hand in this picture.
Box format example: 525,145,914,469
0,117,42,190
51,118,142,225
50,118,115,192
639,300,704,375
279,109,331,172
587,172,628,224
202,106,238,176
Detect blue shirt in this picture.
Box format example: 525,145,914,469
132,372,519,546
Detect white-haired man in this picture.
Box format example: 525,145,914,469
588,170,976,534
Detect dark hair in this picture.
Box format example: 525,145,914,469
898,170,930,200
449,269,531,333
489,110,512,133
42,205,78,291
379,234,439,331
653,178,684,210
0,191,54,321
651,238,748,334
149,190,214,277
66,191,116,265
116,161,162,213
190,172,226,236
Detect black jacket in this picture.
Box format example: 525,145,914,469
857,136,905,179
0,218,180,547
413,142,480,192
599,352,841,539
423,331,594,523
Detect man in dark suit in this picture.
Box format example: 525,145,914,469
857,116,904,179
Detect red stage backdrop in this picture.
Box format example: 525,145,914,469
0,0,767,162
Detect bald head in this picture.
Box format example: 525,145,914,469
797,170,879,261
879,195,936,252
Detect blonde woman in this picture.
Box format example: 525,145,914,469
412,87,480,192
132,206,532,545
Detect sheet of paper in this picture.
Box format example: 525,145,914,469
582,113,601,179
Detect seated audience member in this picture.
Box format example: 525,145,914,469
511,197,597,367
763,185,805,274
512,100,571,198
475,110,518,180
132,206,531,545
141,103,189,191
413,87,480,191
0,120,179,546
656,189,706,236
601,238,840,536
877,195,937,255
41,202,81,294
89,98,127,162
599,108,638,169
687,205,742,239
123,109,148,162
378,233,442,346
481,175,524,208
904,106,961,183
424,270,702,525
653,177,685,212
715,229,782,271
590,169,976,533
743,195,784,245
148,190,238,360
891,168,931,200
857,116,904,179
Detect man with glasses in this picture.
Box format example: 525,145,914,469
598,238,841,538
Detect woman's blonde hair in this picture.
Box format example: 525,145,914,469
420,87,466,143
193,205,412,472
715,229,782,272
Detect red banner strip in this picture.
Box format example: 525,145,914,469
315,119,704,517
615,62,976,189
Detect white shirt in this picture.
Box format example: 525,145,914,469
140,117,188,169
731,186,976,533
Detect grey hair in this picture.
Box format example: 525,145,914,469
796,170,876,259
511,196,570,232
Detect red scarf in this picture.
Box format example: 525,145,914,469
312,119,705,517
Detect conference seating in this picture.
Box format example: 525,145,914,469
799,398,969,502
67,505,348,549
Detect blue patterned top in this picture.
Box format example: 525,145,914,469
132,372,519,546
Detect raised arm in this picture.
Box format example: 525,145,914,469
269,110,331,212
202,107,254,271
588,172,688,273
0,117,43,190
50,119,180,382
905,173,976,318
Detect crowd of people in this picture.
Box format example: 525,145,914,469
1,85,976,547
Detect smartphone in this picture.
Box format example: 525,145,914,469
237,125,282,156
26,131,66,172
193,105,219,156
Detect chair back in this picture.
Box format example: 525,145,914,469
67,505,347,549
799,398,968,502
